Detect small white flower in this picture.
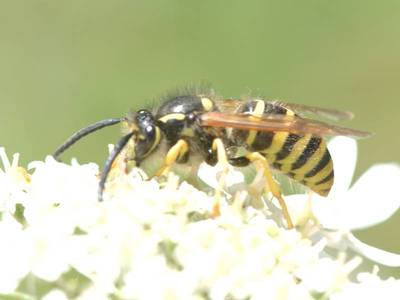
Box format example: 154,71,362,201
43,289,69,300
296,256,362,294
0,146,399,299
0,148,30,213
198,161,246,196
331,267,400,300
0,214,31,293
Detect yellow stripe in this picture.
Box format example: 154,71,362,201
154,127,161,148
258,107,294,163
201,97,214,111
143,127,161,156
158,113,186,123
286,108,295,116
292,141,327,181
246,100,265,145
277,134,311,164
280,164,292,173
246,101,265,144
276,134,311,173
309,178,334,194
306,160,333,183
264,153,276,162
265,132,290,154
246,130,258,145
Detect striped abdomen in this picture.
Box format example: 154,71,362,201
231,99,334,196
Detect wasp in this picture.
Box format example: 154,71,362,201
53,88,371,228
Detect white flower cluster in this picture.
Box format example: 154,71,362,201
0,137,399,300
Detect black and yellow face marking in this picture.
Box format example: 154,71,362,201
53,88,371,228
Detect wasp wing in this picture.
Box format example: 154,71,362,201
200,112,372,138
276,101,354,121
215,99,243,112
216,99,354,121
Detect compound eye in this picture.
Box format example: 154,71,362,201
136,109,153,122
145,125,154,134
137,109,147,116
135,123,159,159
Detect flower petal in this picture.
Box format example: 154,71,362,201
285,194,313,227
344,163,400,229
313,163,400,230
345,232,400,267
328,136,358,196
197,162,245,193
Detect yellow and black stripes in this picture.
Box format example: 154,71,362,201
290,136,322,170
230,99,334,196
251,131,274,150
276,134,312,169
245,100,266,145
274,134,302,161
271,135,334,196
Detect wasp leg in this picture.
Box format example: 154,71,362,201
228,157,265,208
155,139,189,177
211,138,230,217
246,152,294,229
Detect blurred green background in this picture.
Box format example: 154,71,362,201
0,0,399,276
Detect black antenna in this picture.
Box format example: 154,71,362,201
53,118,124,160
98,132,134,202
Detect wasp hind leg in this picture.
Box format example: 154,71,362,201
154,139,189,177
244,152,294,229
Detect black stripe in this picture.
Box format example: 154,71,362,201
231,128,249,145
251,131,274,151
177,150,190,164
305,149,331,178
275,134,302,161
315,170,334,185
273,162,282,170
265,102,288,114
291,137,321,170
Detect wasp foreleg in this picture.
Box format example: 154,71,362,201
155,139,189,177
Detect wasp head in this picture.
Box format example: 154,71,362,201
128,109,161,166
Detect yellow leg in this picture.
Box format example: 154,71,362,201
211,138,229,217
247,152,294,229
155,139,189,177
